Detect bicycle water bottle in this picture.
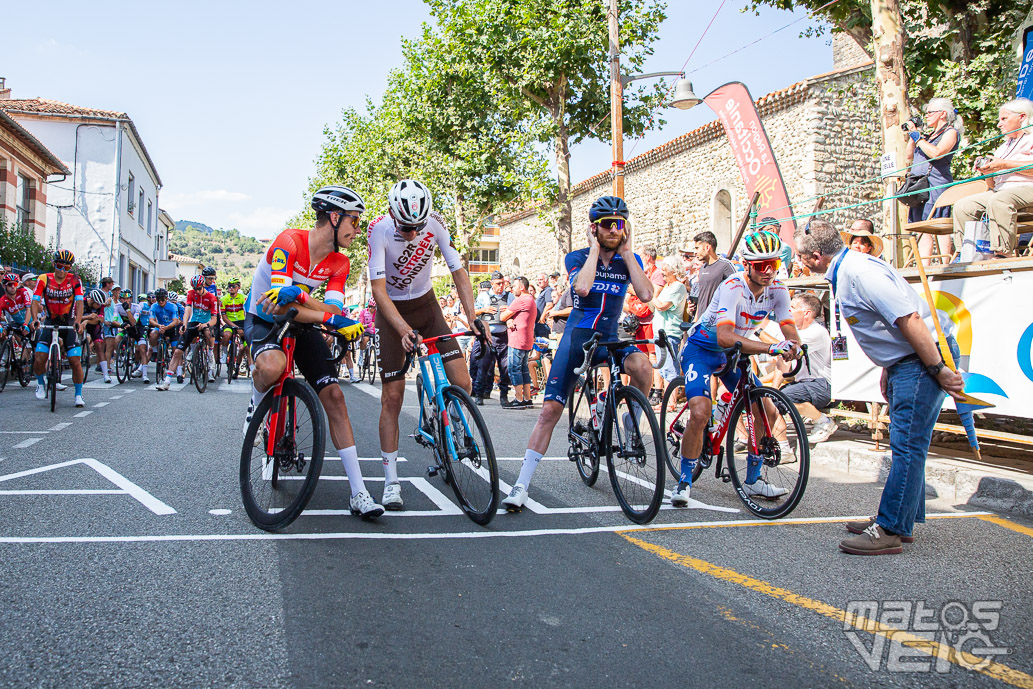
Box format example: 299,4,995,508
593,389,607,429
714,392,732,426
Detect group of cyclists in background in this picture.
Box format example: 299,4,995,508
3,179,810,527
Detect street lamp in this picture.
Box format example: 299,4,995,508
608,0,700,197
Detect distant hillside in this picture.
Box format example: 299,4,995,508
175,220,216,234
168,224,267,288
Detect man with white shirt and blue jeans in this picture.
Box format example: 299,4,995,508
796,220,965,555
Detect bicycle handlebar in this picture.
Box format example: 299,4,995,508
572,330,672,377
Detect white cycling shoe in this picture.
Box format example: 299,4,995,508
350,491,384,520
74,395,85,408
671,482,691,507
382,482,404,511
502,483,528,512
35,384,46,400
744,479,788,499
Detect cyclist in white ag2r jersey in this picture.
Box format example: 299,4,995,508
367,179,486,511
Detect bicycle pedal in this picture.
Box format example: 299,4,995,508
426,465,439,477
720,470,732,483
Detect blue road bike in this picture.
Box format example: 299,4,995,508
406,330,499,525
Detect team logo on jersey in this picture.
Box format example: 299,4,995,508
271,248,288,272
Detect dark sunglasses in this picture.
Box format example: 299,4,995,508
398,221,426,233
53,262,71,270
597,218,625,231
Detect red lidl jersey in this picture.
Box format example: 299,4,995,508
33,272,84,322
247,227,350,321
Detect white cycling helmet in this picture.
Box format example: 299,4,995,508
388,180,432,228
740,229,783,261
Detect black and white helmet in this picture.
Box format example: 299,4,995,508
388,180,432,228
311,185,365,215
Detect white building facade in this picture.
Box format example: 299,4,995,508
0,96,163,295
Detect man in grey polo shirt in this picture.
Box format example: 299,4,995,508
796,220,964,556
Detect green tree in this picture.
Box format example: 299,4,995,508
426,0,667,253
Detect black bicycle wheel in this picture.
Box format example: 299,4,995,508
213,341,222,379
155,339,166,380
0,339,11,392
566,372,600,486
193,344,208,393
49,344,60,413
80,336,90,383
725,386,810,519
115,339,129,384
16,340,30,387
602,386,665,524
240,377,326,531
365,343,377,384
658,376,708,483
226,339,236,384
437,385,499,525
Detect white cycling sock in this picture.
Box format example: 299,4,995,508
338,446,366,497
100,360,108,376
176,365,183,376
382,450,398,484
516,449,543,488
250,385,270,412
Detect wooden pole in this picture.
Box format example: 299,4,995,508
609,0,624,199
726,191,762,258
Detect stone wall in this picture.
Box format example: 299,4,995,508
498,63,880,277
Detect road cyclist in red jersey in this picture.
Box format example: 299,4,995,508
28,249,87,407
243,185,380,519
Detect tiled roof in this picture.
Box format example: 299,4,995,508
0,109,69,176
498,61,874,225
168,253,201,264
0,98,162,186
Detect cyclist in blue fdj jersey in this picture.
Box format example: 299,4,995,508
133,294,152,382
502,196,657,511
672,228,802,506
148,288,182,381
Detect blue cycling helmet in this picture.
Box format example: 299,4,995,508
588,196,629,222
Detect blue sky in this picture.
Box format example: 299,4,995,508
1,1,833,239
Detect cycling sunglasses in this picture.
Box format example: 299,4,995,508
597,217,625,231
53,262,72,270
746,258,780,273
397,220,427,233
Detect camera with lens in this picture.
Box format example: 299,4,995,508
900,115,923,132
974,156,992,170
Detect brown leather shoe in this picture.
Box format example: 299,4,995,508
846,516,914,543
840,525,903,555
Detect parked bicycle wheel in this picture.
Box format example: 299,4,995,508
240,378,325,531
438,385,499,525
16,341,30,387
725,386,809,519
0,339,11,392
602,385,665,524
193,344,208,393
566,373,600,486
80,335,90,383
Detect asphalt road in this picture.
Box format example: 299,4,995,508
1,368,1031,688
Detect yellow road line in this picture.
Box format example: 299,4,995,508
616,511,987,534
980,514,1033,539
621,534,1033,688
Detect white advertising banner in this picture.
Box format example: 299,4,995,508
831,270,1029,417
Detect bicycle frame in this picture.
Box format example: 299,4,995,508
414,333,477,462
263,325,298,457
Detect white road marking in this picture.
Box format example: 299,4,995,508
73,411,92,418
47,423,72,432
12,438,43,449
92,402,108,408
209,509,232,516
122,389,136,394
109,395,123,399
0,431,49,434
0,458,176,516
0,489,123,495
350,382,381,399
0,512,994,544
215,383,250,394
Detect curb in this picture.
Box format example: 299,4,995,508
809,438,1033,516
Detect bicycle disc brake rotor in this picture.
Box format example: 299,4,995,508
758,436,780,467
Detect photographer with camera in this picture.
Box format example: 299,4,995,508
953,98,1033,259
903,98,962,262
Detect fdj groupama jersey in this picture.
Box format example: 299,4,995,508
0,287,33,327
32,273,84,323
366,213,464,300
185,289,218,324
221,292,247,322
686,273,793,352
247,227,350,322
564,248,643,338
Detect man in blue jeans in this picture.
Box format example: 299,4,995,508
796,220,965,555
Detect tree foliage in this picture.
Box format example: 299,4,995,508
426,0,667,253
745,0,1029,172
